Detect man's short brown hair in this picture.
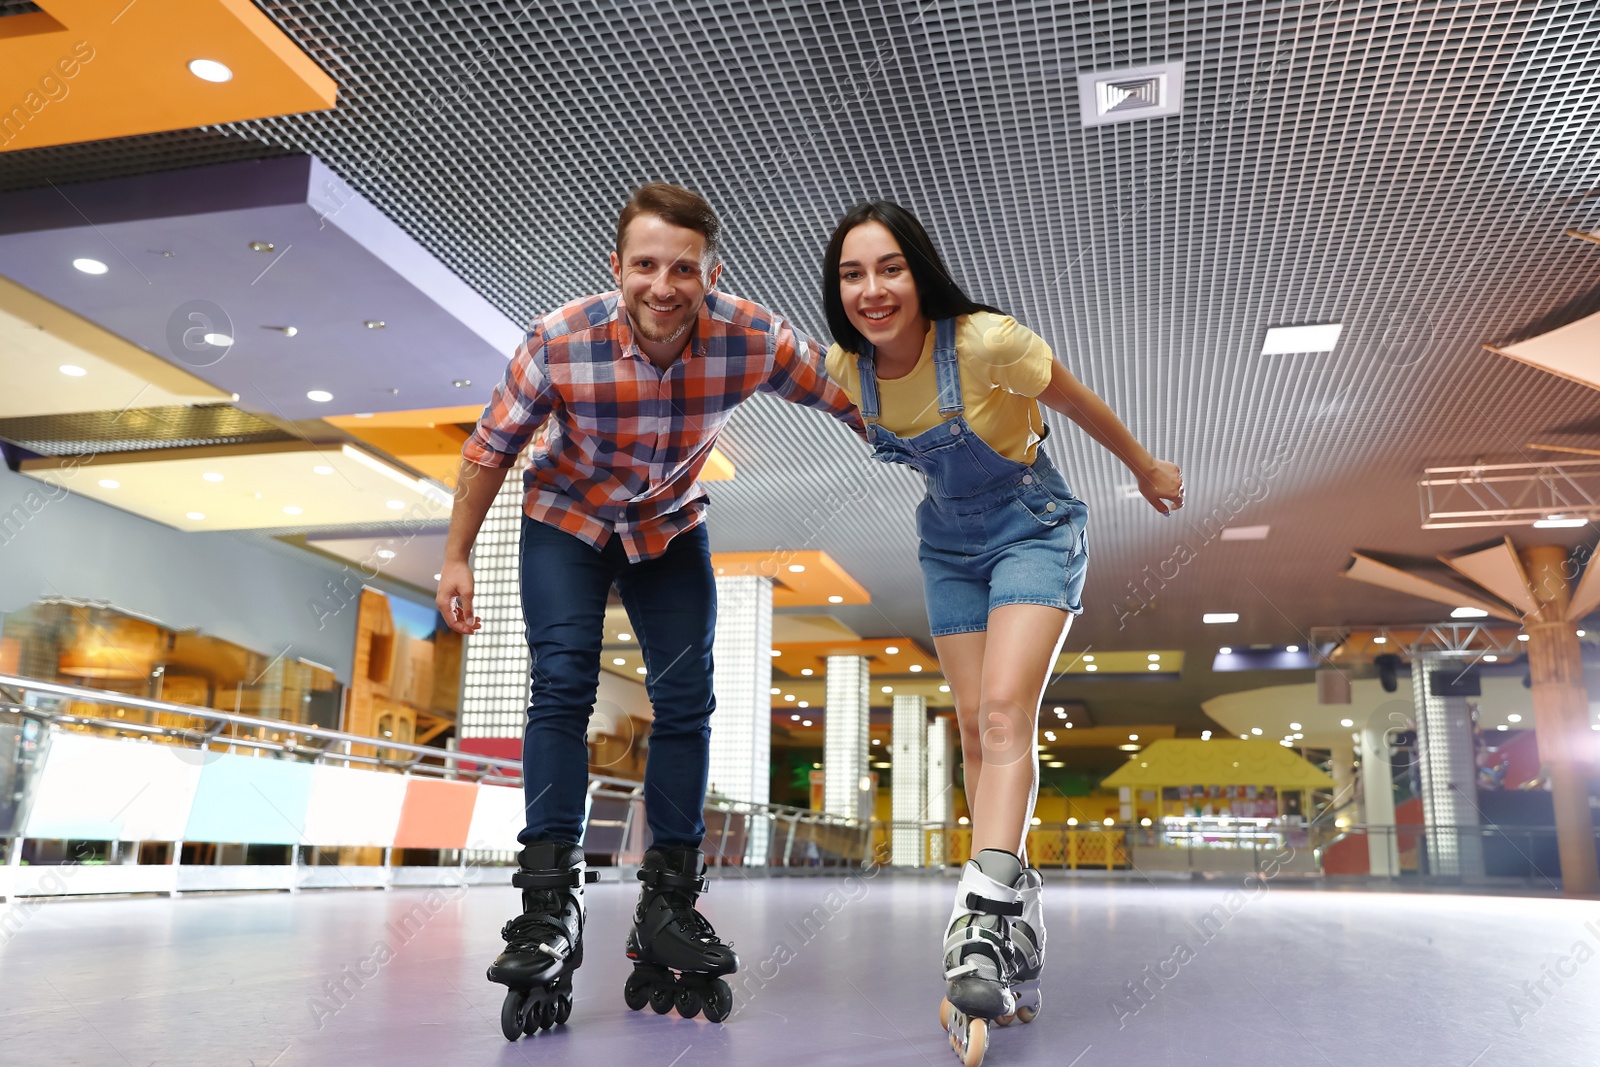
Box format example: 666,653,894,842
615,183,721,263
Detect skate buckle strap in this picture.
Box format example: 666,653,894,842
965,892,1024,917
513,867,584,890
638,867,708,894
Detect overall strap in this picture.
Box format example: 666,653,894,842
855,344,881,421
931,318,963,415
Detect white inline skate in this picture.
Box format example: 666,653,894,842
995,865,1044,1026
939,849,1024,1067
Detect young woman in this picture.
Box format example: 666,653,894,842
821,202,1183,1063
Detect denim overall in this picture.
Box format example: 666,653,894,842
857,317,1089,636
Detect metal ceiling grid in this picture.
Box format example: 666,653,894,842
0,1,1597,675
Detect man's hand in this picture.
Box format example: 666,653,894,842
436,558,482,634
1139,459,1184,516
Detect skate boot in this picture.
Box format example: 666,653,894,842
486,841,593,1041
997,866,1044,1026
622,847,740,1023
939,849,1024,1067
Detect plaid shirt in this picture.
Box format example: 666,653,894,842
463,290,864,561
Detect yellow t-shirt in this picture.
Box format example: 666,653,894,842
825,312,1054,463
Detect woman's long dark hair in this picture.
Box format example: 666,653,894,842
822,200,1002,355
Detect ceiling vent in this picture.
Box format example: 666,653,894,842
1077,62,1185,127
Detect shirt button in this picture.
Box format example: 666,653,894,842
949,423,961,436
1045,502,1057,512
1022,474,1034,485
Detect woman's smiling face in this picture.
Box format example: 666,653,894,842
837,220,925,353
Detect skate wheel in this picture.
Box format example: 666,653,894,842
995,1012,1015,1027
555,993,572,1026
702,978,733,1024
534,997,557,1031
500,989,527,1043
963,1017,988,1067
939,998,952,1030
649,982,676,1014
623,970,653,1012
1015,1003,1037,1024
675,986,702,1019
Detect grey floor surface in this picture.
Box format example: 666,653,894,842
2,871,1598,1067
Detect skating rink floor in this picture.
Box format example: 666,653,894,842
2,871,1598,1067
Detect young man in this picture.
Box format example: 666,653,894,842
436,183,862,1037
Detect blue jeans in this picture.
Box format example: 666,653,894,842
518,517,715,850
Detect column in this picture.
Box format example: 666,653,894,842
459,472,529,745
458,471,528,860
1412,652,1485,879
926,713,957,865
1521,545,1600,898
1329,745,1356,814
891,694,928,866
824,655,870,820
1359,718,1399,877
709,575,772,864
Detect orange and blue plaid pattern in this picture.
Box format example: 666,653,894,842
463,290,864,561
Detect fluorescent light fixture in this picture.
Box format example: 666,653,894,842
337,444,453,509
59,364,87,377
188,58,233,82
1451,607,1489,619
1204,612,1240,624
1219,525,1270,541
1534,516,1588,528
1261,323,1343,354
72,258,108,274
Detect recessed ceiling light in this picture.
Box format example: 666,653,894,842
1086,664,1098,672
1373,636,1388,645
1082,654,1095,663
1218,646,1233,654
910,664,923,673
1065,722,1074,729
432,573,441,581
790,714,800,721
1293,732,1304,739
828,595,844,603
1340,718,1354,728
188,59,233,83
787,564,805,573
1201,730,1211,740
1508,713,1522,723
1290,722,1302,730
452,379,472,388
202,472,224,482
1497,724,1508,731
306,390,333,403
798,701,809,708
1451,607,1489,619
98,479,119,489
802,719,813,727
59,364,87,377
1146,663,1160,671
770,687,780,695
203,332,233,347
635,667,647,675
265,325,297,337
376,549,395,560
1146,653,1160,662
1578,629,1587,637
1533,516,1587,528
1251,727,1262,735
769,649,781,657
249,241,275,253
1483,654,1498,662
801,668,813,676
1219,525,1270,541
881,685,893,693
1128,733,1138,741
72,258,108,274
939,685,950,693
612,657,625,666
312,465,333,475
385,500,404,510
1285,644,1300,653
364,320,385,330
618,632,631,641
1203,612,1239,624
186,511,205,520
1517,633,1530,642
1261,323,1343,354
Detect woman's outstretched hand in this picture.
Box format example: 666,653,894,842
1139,459,1184,515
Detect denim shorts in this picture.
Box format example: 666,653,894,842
915,465,1089,636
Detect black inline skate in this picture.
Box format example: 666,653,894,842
622,847,740,1022
487,841,594,1041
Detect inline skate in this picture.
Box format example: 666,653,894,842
487,841,593,1041
939,849,1024,1066
995,865,1044,1026
622,847,740,1022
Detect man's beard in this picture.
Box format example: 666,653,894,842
628,295,697,346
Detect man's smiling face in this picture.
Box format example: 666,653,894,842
610,213,721,350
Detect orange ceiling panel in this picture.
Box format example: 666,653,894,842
0,0,335,152
771,639,938,676
712,550,868,606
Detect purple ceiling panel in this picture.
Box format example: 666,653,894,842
0,156,521,420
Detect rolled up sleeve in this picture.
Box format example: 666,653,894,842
462,323,557,467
